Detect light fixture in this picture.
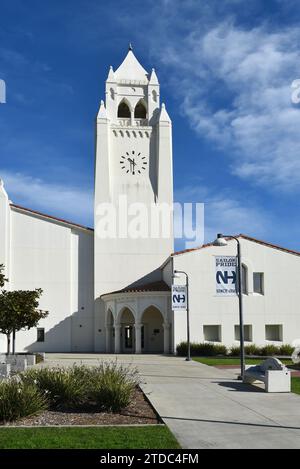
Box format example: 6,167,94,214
213,233,228,247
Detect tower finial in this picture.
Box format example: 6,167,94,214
128,42,133,51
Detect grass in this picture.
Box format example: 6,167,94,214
0,426,180,449
193,357,293,366
291,377,300,395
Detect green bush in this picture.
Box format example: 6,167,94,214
260,344,280,356
0,379,48,423
229,346,240,356
279,344,294,356
21,362,139,413
176,342,228,357
21,366,87,409
90,362,139,412
245,344,261,355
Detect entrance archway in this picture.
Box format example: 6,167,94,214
119,307,135,353
141,306,164,353
105,309,114,353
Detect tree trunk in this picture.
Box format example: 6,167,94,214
7,334,11,355
12,329,16,354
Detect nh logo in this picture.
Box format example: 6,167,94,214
173,294,186,303
216,270,236,284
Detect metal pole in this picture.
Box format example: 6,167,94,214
186,273,191,361
173,270,191,361
236,239,245,380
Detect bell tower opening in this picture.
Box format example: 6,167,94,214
134,100,147,119
118,100,131,118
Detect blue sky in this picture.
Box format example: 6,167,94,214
1,0,300,251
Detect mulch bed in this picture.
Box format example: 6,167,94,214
3,387,161,427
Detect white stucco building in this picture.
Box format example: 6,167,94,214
0,48,300,354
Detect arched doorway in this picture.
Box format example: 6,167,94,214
119,307,135,353
105,309,114,353
141,306,164,353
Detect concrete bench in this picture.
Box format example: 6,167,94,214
243,357,291,393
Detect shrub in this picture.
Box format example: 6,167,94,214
21,362,139,413
90,362,140,412
21,366,86,409
245,344,261,356
279,344,294,356
176,342,228,357
260,344,280,356
0,379,48,423
229,346,240,356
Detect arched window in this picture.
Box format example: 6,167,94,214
118,101,130,118
242,264,248,294
152,90,157,102
134,100,147,119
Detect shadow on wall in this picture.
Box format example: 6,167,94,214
25,314,72,353
125,267,164,289
25,308,95,353
24,229,94,353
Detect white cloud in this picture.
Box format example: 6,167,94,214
0,171,93,227
174,182,270,246
141,9,300,191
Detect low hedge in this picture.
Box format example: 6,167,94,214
177,342,295,357
176,342,227,357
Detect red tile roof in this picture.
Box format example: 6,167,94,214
9,204,300,259
101,280,170,297
10,204,93,232
172,234,300,257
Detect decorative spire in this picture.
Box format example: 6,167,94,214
97,100,108,119
107,65,115,81
149,68,159,85
128,42,133,51
159,103,171,123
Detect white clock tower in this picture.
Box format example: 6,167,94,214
94,47,173,351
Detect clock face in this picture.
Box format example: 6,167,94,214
119,150,148,175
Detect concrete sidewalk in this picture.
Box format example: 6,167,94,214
43,354,300,449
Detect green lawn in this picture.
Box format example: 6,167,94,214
193,357,293,366
0,426,180,449
292,377,300,395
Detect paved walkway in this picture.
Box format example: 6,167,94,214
43,354,300,449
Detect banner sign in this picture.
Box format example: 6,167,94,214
172,285,187,310
215,256,237,296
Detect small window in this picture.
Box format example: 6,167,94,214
242,264,248,294
37,328,45,342
117,101,130,118
235,324,253,342
253,272,264,294
134,100,147,119
265,324,282,342
203,325,221,342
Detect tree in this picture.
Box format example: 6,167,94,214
0,264,7,289
0,288,48,354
